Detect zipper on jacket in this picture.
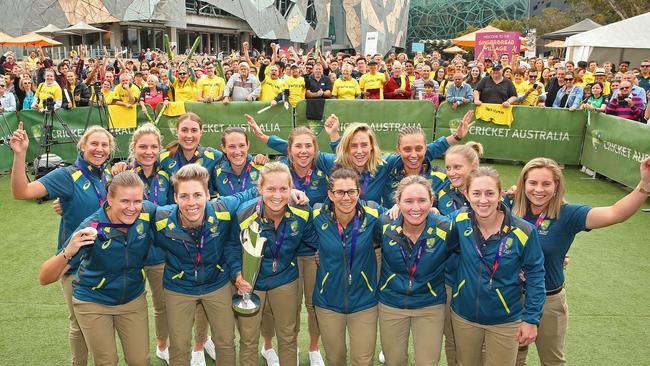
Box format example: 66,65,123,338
123,239,129,304
475,262,482,322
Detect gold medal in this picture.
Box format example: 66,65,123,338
272,259,278,273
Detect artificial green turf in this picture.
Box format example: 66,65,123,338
1,164,649,365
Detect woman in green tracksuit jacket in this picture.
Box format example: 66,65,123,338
38,172,154,366
232,162,318,366
450,167,545,366
310,166,387,366
153,164,258,366
378,175,455,366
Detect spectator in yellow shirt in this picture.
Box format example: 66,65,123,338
112,73,140,108
169,67,197,102
359,60,387,99
517,70,545,106
332,64,361,100
594,68,611,95
34,68,62,112
272,64,305,108
197,62,225,103
259,64,283,101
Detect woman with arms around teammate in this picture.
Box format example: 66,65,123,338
124,123,173,362
514,157,650,366
38,172,153,366
152,164,260,366
242,120,331,364
450,167,546,366
11,124,116,366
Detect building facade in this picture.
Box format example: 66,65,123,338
407,0,529,45
1,0,410,56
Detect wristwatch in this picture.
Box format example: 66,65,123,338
452,132,462,141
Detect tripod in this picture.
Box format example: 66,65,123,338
35,100,78,178
84,85,114,134
0,111,13,148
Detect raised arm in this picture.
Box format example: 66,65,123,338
10,122,48,199
39,228,96,285
585,157,650,229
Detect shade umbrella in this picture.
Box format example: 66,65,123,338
3,32,62,47
443,45,468,54
544,40,566,48
0,32,18,45
57,21,107,46
34,24,63,38
452,25,504,47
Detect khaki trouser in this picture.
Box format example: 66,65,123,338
144,264,168,341
315,305,378,366
263,255,321,340
61,274,89,366
297,255,320,337
452,310,520,366
237,280,299,366
379,302,445,366
165,285,235,366
73,293,149,366
516,288,568,366
193,302,210,343
444,284,458,366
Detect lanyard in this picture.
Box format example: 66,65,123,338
133,164,159,205
75,161,108,206
473,229,509,288
336,213,360,285
180,225,210,280
360,172,370,200
226,163,252,194
534,212,546,228
256,199,287,273
448,187,465,211
398,238,427,291
292,167,313,192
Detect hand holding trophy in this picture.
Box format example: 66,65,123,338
232,220,266,315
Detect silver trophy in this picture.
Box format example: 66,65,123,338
232,220,266,315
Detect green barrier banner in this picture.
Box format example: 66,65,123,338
0,112,20,172
0,106,154,172
435,102,587,164
154,102,293,155
581,112,650,188
294,99,436,154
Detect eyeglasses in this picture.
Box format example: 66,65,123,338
619,86,630,90
529,75,537,78
641,65,650,68
565,78,574,81
178,72,187,75
331,189,360,198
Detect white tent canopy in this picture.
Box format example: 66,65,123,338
566,12,650,66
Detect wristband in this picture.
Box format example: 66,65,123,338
637,184,649,195
452,132,462,141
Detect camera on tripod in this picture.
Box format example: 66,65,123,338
44,97,56,112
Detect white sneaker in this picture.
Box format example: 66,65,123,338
191,350,206,366
378,350,386,363
204,336,216,360
261,347,280,366
309,350,325,366
155,347,169,364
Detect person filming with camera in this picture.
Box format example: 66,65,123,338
605,80,644,121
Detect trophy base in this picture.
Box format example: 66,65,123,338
232,293,261,315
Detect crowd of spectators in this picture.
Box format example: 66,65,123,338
1,42,649,123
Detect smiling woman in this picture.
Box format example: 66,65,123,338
10,124,116,365
37,171,151,366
